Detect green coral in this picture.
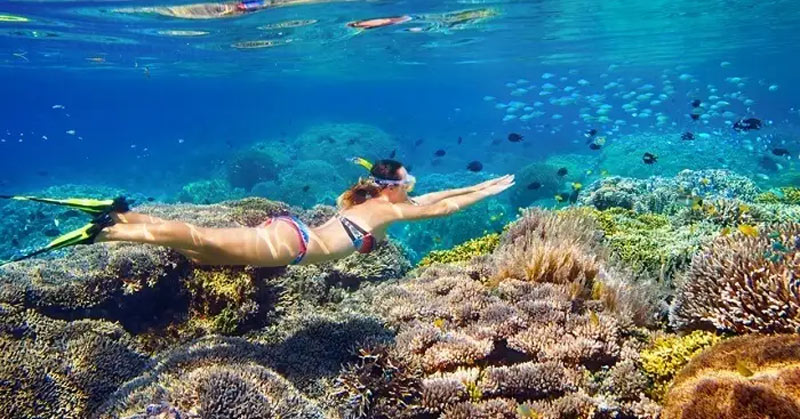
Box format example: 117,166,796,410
183,267,259,335
418,233,501,268
755,187,800,205
639,330,722,401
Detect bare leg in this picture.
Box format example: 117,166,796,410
96,219,301,267
112,211,169,225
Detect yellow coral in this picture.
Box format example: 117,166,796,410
418,233,500,267
639,330,722,401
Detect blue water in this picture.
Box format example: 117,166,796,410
1,0,800,257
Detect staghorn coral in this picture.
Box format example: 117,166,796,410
663,334,800,419
671,222,800,333
0,308,148,418
418,233,501,268
97,336,324,419
639,330,723,401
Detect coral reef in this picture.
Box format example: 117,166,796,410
418,233,500,268
663,334,800,419
510,162,561,209
293,123,397,179
756,186,800,205
255,159,348,208
96,336,325,419
579,169,759,214
639,330,723,401
226,146,279,191
330,208,663,418
671,222,800,333
586,207,717,279
177,178,246,204
0,307,148,418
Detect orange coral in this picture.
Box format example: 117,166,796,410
663,334,800,419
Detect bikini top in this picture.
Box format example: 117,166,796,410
337,215,376,254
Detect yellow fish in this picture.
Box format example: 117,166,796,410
739,203,750,213
595,136,607,145
705,205,718,216
554,194,564,202
572,182,582,191
600,169,609,176
738,224,758,237
736,360,754,377
691,202,702,211
589,310,599,326
700,178,711,185
433,318,445,330
720,227,731,236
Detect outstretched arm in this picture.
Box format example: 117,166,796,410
390,175,514,220
412,175,513,205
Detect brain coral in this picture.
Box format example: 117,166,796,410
671,222,800,333
97,336,324,419
663,334,800,419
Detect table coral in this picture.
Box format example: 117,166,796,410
0,308,148,418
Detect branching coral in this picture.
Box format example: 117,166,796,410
671,222,800,333
663,334,800,419
418,233,501,268
755,187,800,205
639,330,723,401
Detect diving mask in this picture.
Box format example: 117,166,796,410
373,174,416,193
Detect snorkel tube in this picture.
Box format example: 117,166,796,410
350,157,416,192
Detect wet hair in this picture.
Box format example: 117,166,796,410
370,159,404,181
337,159,405,209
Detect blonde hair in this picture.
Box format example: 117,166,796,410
337,177,385,209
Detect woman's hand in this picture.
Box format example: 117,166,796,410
471,174,514,192
481,175,515,196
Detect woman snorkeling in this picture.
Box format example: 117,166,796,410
1,159,513,268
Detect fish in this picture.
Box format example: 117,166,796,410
738,224,758,237
772,148,791,157
584,128,597,138
508,132,524,142
589,142,602,150
735,361,754,377
589,310,599,325
527,182,542,190
733,118,762,132
691,99,702,108
457,136,463,145
43,227,61,237
389,149,397,158
642,152,658,164
434,149,446,157
146,197,155,202
302,185,310,193
721,227,731,236
572,182,582,191
414,138,424,146
554,194,565,202
66,130,76,135
681,132,695,141
556,167,568,177
466,161,483,172
52,104,65,110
